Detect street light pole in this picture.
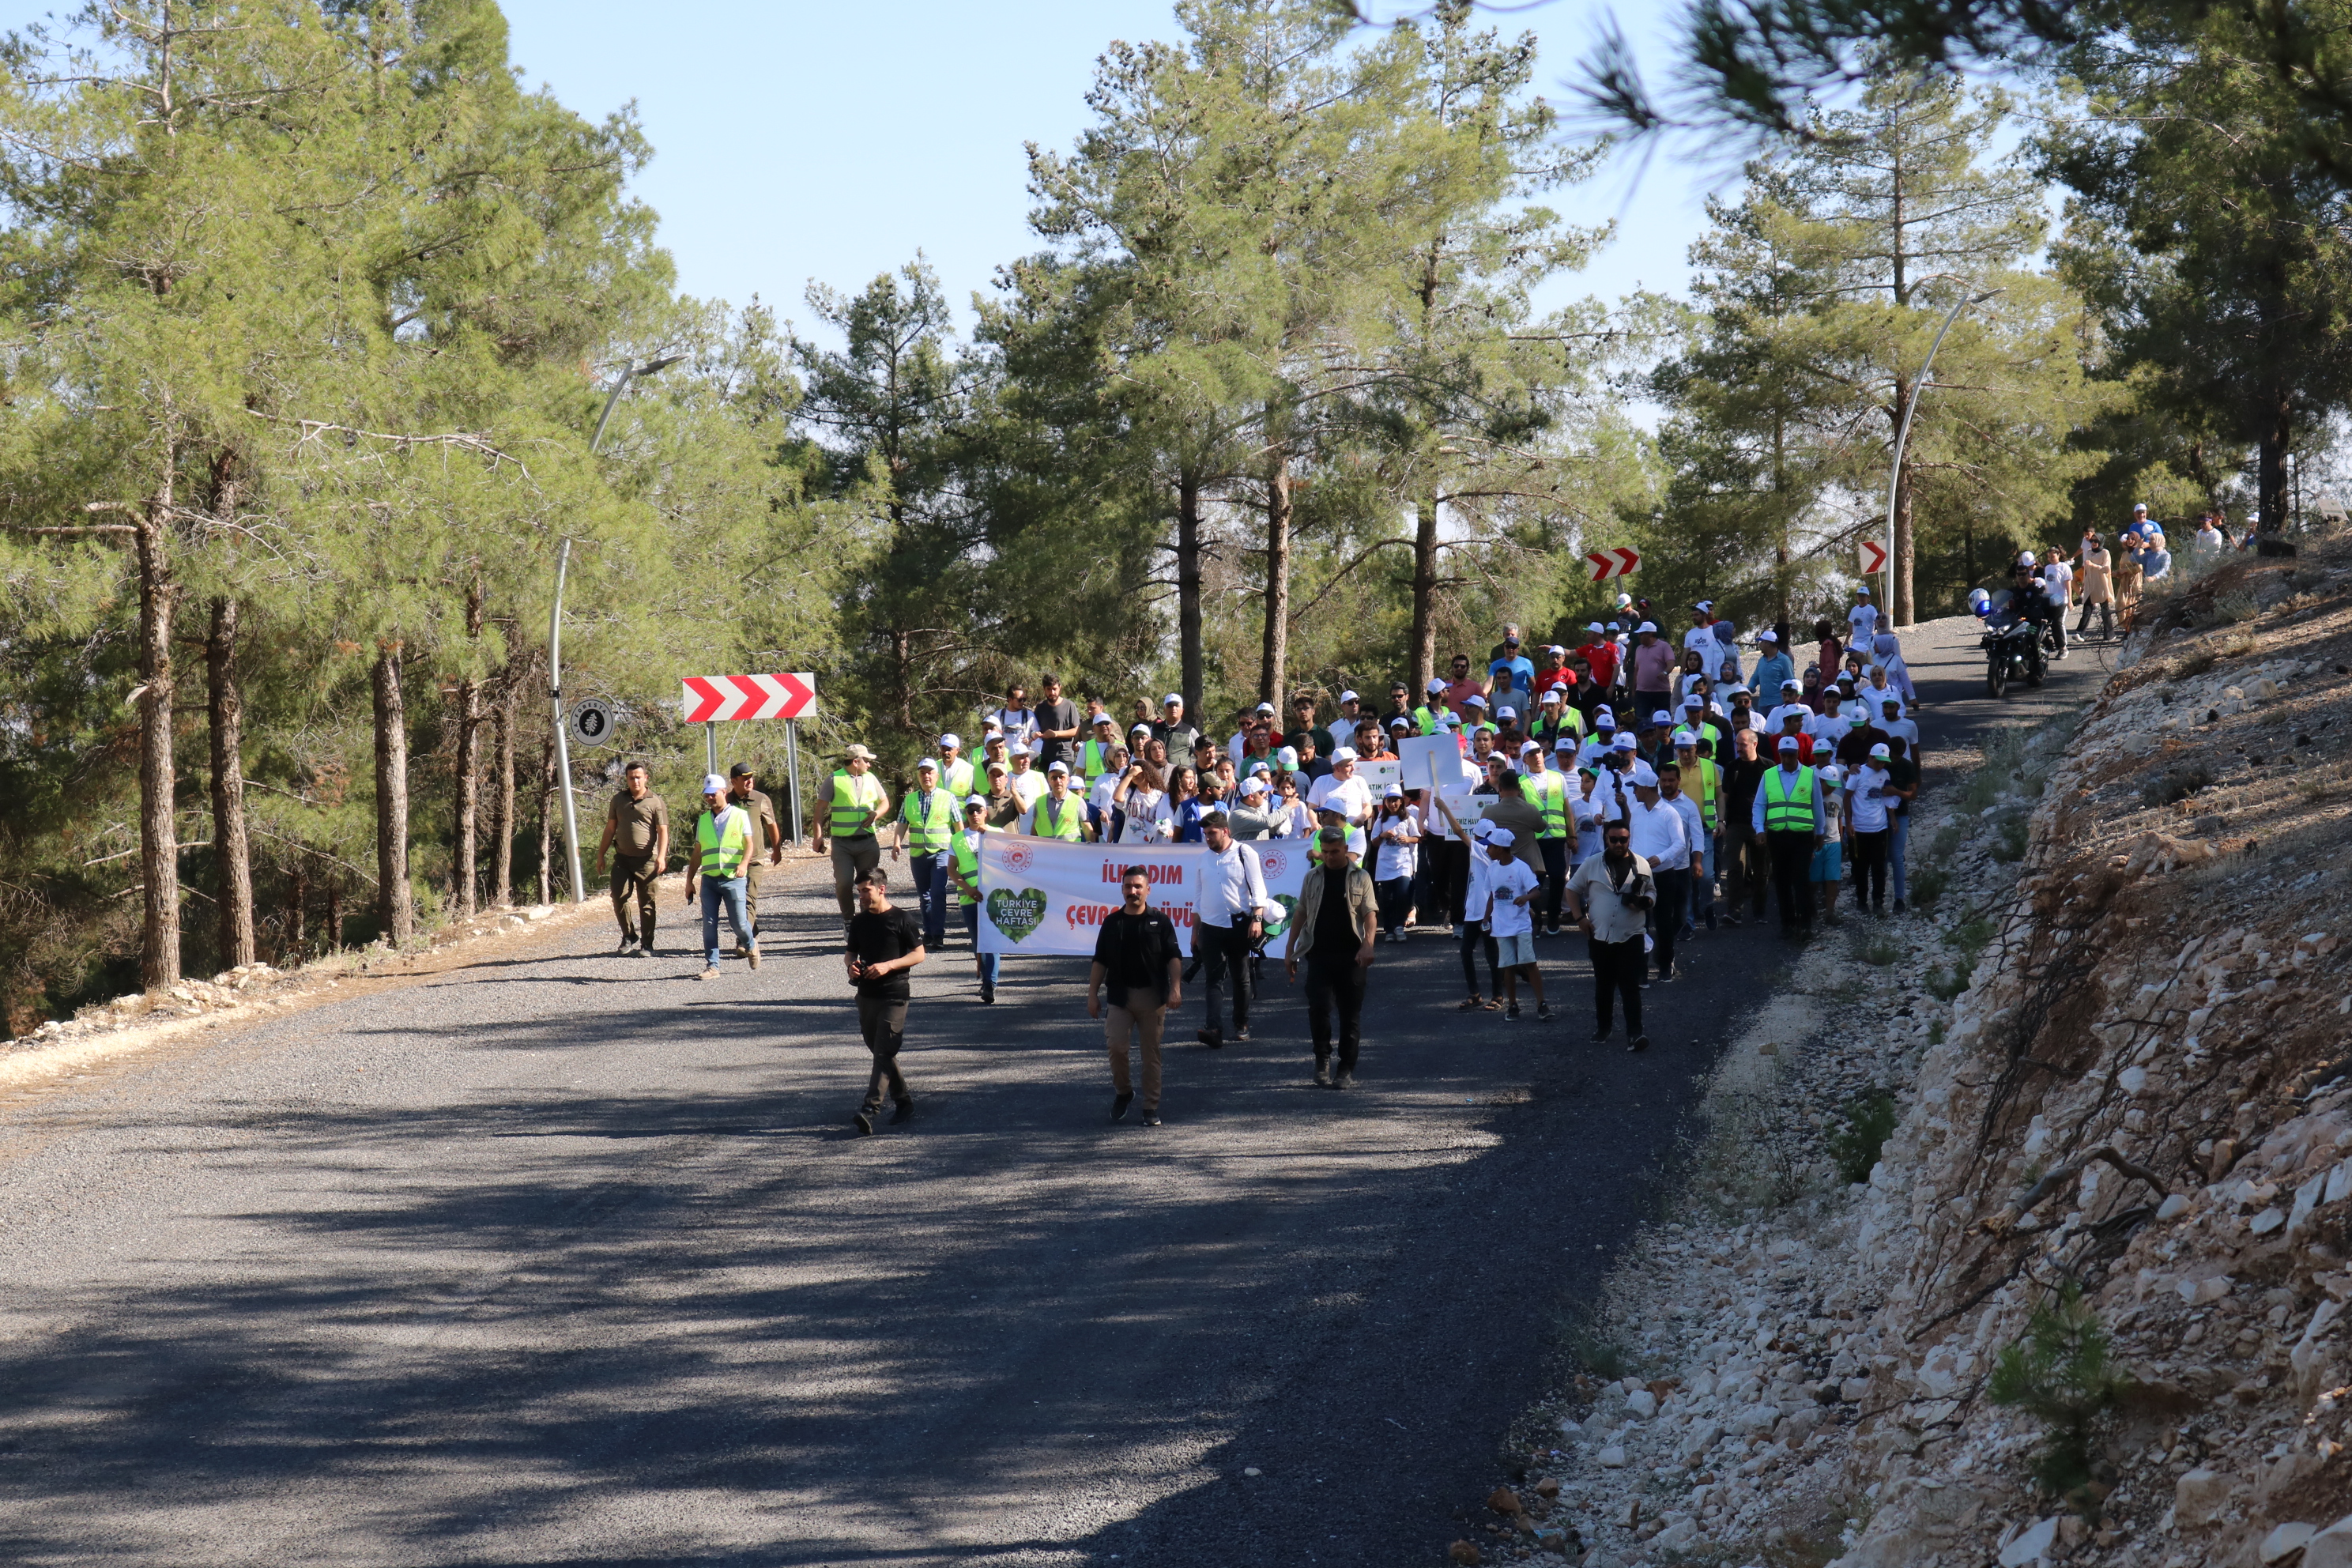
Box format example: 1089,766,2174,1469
1883,287,2002,626
548,355,686,904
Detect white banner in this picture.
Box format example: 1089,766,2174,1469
1399,733,1485,834
974,835,1316,957
1355,757,1403,797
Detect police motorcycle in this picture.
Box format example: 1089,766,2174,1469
1971,585,2046,699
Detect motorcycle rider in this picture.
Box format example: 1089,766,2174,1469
2010,551,2066,658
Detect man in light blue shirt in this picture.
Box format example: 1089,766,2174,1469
1750,630,1795,705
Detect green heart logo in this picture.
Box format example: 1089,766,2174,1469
1264,893,1297,937
986,887,1049,944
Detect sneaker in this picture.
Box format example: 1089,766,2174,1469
617,936,638,955
1334,1069,1356,1091
1313,1061,1332,1087
981,985,996,1004
1638,976,1653,990
1112,1091,1133,1121
1591,1026,1611,1044
1657,963,1676,982
735,942,751,959
1140,1110,1163,1127
889,1100,914,1125
1506,1001,1521,1020
853,1108,876,1136
1723,913,1743,928
1234,1026,1251,1042
1537,1004,1555,1023
1894,899,1907,914
746,945,761,971
1197,1029,1223,1049
1629,1034,1651,1053
699,965,721,981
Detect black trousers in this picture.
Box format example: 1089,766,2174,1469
2074,599,2113,638
1304,954,1366,1069
1433,837,1469,924
857,995,910,1108
1589,935,1644,1035
1767,831,1815,930
1459,918,1498,995
1649,867,1689,974
1198,920,1254,1038
1852,828,1891,909
1539,839,1568,930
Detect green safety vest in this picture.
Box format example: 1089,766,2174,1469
695,805,752,878
903,786,956,854
1525,769,1568,839
941,756,976,798
1412,703,1439,736
952,830,984,906
829,768,885,838
1031,791,1084,841
1762,765,1818,833
1694,757,1721,831
1082,737,1118,783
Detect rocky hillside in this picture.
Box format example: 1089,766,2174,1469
1454,530,2352,1568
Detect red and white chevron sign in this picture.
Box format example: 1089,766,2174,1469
681,673,816,722
1859,538,1890,574
1585,546,1640,582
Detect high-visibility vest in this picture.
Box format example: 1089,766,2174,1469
829,769,885,838
1412,703,1439,735
1031,792,1084,841
941,756,976,798
1694,757,1721,831
1081,737,1117,783
952,829,984,906
903,786,956,854
695,805,752,878
1762,765,1818,833
1525,769,1568,839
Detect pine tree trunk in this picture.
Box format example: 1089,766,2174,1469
490,662,517,909
324,877,342,955
134,508,181,990
284,858,307,964
536,733,556,906
2259,390,2292,533
1410,490,1442,699
1257,456,1291,707
372,643,413,943
450,580,484,917
206,597,254,969
1893,476,1917,629
1176,469,1204,715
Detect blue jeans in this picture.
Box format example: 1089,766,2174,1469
699,876,752,964
1375,875,1412,935
1891,813,1911,903
910,850,950,948
963,902,1000,988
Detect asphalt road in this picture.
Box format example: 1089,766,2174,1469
0,618,2106,1567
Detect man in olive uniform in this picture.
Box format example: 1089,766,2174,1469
594,760,669,956
816,744,890,925
726,762,782,944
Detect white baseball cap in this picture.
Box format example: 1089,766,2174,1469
940,732,963,749
1277,747,1299,768
1612,733,1638,751
1672,729,1698,748
1250,760,1272,776
1855,586,1872,597
1332,746,1359,763
1596,707,1615,723
1637,620,1659,634
1820,763,1845,784
1255,701,1276,713
1427,677,1447,694
1241,777,1268,796
1471,818,1495,841
1650,710,1672,726
702,773,727,794
1630,763,1659,787
1540,688,1563,703
1486,827,1516,847
1781,679,1801,692
1521,740,1543,756
1777,736,1800,752
915,756,938,773
1382,782,1404,798
1497,705,1517,720
1130,722,1153,736
1870,742,1892,758
1046,760,1070,775
1757,629,1778,643
1555,737,1576,752
1586,621,1604,633
1163,693,1183,706
1464,693,1487,708
1339,689,1359,703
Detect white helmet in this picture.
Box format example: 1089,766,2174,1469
2017,551,2037,569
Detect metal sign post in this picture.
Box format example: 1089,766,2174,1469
784,719,805,847
705,722,718,778
548,539,587,904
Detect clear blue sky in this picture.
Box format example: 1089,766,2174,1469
495,0,1727,339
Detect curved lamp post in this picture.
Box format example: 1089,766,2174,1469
548,355,685,903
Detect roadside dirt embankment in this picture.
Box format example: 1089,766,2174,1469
1453,534,2352,1568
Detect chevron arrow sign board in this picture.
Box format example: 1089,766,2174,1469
681,673,817,722
1585,547,1640,582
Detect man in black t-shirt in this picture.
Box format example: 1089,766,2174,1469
844,868,926,1135
1720,728,1771,925
1088,867,1183,1126
1034,673,1081,771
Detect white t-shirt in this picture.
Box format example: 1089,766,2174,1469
1008,769,1046,810
1848,603,1879,641
1683,626,1730,680
1369,808,1421,882
1484,856,1540,937
1807,710,1852,746
1463,842,1494,925
2042,562,2074,600
1307,771,1374,822
995,707,1038,753
1845,765,1894,833
1088,773,1121,814
1116,786,1169,842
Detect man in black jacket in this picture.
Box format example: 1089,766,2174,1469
1285,828,1378,1089
1087,867,1183,1126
